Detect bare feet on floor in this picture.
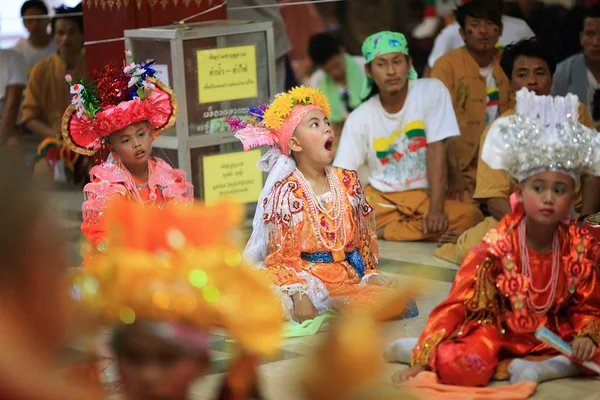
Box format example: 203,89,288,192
437,230,464,246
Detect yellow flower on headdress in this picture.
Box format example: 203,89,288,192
309,89,332,119
263,107,283,130
263,86,332,130
288,86,314,104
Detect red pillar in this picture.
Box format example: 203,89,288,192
82,0,227,72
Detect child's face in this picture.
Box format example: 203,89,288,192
288,109,335,166
109,121,153,170
116,330,209,400
516,171,575,225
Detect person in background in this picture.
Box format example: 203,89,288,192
412,0,467,40
22,3,86,187
307,33,365,150
227,0,292,92
12,0,56,74
431,0,511,210
503,0,567,62
425,0,534,77
334,31,483,243
552,3,600,130
279,0,325,84
0,49,27,149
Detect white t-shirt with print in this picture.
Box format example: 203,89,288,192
333,78,460,193
480,65,499,128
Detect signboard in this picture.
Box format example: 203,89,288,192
197,45,258,104
203,149,263,204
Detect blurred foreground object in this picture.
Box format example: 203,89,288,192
70,197,284,399
302,288,417,400
0,149,101,399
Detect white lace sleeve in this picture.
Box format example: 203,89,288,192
243,148,296,266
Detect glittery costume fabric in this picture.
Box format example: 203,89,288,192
411,210,600,386
81,157,193,253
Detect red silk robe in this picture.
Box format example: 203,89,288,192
411,211,600,386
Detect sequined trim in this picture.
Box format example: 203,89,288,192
410,330,446,367
96,238,109,253
578,320,600,345
467,257,498,313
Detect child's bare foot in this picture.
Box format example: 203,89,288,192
437,229,464,246
392,365,426,383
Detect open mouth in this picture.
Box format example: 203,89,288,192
324,137,334,152
135,149,146,159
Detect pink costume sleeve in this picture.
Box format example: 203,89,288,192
81,163,128,251
151,158,194,203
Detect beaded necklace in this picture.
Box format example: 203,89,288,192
118,160,155,204
518,218,560,315
293,167,346,251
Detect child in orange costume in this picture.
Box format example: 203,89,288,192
61,50,193,254
70,198,283,400
387,89,600,387
228,86,418,325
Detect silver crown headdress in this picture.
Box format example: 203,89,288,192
481,88,600,182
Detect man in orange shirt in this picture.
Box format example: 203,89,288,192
435,37,600,264
431,0,511,205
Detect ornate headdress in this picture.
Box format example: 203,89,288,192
69,198,283,357
227,86,331,156
482,88,600,182
61,50,178,156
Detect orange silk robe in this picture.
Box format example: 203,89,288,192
411,211,600,386
261,167,385,315
81,157,193,254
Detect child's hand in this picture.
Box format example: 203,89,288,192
292,293,319,323
571,336,597,362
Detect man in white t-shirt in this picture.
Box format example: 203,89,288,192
0,49,27,146
333,31,483,242
12,0,56,74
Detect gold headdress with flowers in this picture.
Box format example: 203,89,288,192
69,197,283,357
227,86,331,155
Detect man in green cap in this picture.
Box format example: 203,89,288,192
333,31,483,242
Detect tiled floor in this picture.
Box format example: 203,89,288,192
51,187,600,399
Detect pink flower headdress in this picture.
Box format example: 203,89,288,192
227,86,331,155
61,50,178,156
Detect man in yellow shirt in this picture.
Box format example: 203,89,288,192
431,0,511,200
435,37,600,264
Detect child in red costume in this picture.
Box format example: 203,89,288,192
387,88,600,387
